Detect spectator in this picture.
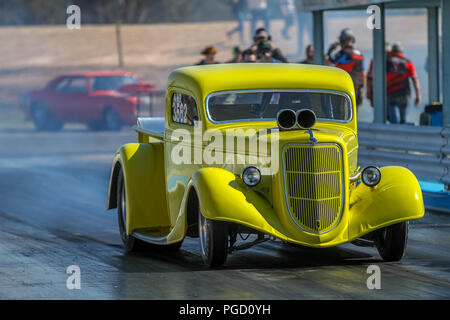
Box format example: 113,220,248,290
257,41,283,63
280,0,296,40
242,49,258,62
248,28,288,63
367,42,422,124
299,44,314,64
227,46,243,63
366,41,391,107
248,0,270,40
326,28,366,108
227,0,247,44
195,47,219,65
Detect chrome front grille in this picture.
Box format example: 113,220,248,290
283,144,343,233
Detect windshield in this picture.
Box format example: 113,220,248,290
90,76,138,91
206,90,351,123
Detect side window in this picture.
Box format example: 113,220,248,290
65,77,88,93
171,93,198,126
55,78,71,92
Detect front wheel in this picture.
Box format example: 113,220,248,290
198,209,229,267
376,221,408,262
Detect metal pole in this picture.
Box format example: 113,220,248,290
115,0,124,68
372,3,386,124
427,6,440,104
442,0,450,126
312,10,324,65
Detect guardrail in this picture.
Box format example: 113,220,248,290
358,122,450,187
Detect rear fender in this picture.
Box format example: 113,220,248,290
107,142,170,235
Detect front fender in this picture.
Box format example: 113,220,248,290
191,167,295,241
348,166,425,239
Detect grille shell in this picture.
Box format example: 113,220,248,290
282,143,344,234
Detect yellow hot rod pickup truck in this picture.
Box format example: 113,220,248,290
107,64,424,267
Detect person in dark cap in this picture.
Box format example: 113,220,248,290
257,41,283,63
247,28,288,63
227,46,243,63
326,28,366,108
195,47,220,65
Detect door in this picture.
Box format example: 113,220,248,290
52,76,91,122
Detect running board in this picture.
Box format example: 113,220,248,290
132,231,168,245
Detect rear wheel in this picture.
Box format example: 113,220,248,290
103,108,122,131
31,102,63,131
198,208,228,267
376,222,408,262
117,168,146,252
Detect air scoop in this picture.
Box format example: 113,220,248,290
276,109,297,130
296,109,317,129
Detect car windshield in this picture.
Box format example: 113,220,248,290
206,90,351,122
90,76,138,91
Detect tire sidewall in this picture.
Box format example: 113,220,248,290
198,209,228,267
104,108,122,131
31,102,63,131
377,221,408,261
117,169,136,251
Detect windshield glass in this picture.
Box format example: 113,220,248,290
90,76,138,91
206,90,351,122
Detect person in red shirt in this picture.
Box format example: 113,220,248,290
367,42,422,124
326,29,366,108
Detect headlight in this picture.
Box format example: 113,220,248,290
241,166,261,187
361,166,381,187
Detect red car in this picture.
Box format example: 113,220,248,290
22,72,155,131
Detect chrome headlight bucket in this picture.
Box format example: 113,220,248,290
241,166,262,187
361,166,382,187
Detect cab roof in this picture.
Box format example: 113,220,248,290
167,63,355,99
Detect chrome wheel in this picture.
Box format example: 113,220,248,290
119,181,127,243
199,210,208,257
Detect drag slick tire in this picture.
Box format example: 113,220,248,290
198,208,228,267
376,221,408,262
31,102,63,131
117,168,146,252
